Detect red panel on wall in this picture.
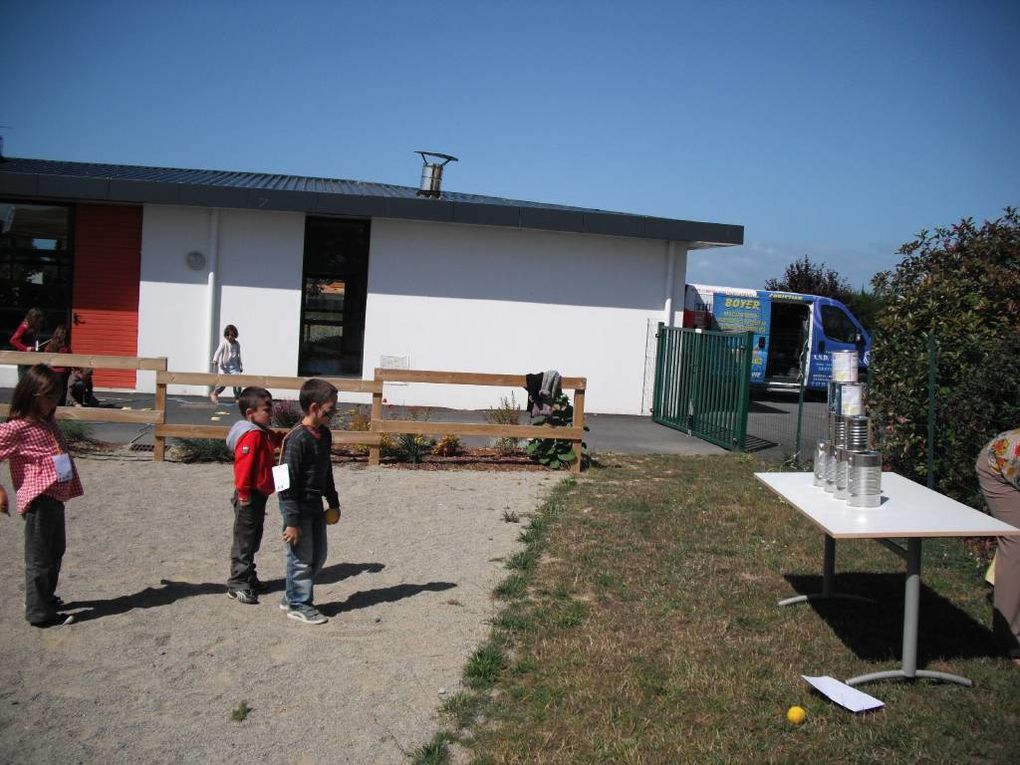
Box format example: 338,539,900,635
71,204,143,388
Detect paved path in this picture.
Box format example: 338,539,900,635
6,386,827,461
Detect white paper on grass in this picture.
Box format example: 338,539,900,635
802,675,884,713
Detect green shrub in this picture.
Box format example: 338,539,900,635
393,433,434,464
388,405,436,463
525,394,588,470
869,208,1020,507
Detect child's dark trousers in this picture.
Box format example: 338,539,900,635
227,490,267,591
23,495,66,624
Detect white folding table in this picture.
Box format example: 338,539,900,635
755,471,1020,687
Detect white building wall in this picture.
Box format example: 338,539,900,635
137,205,305,398
134,208,687,413
363,219,687,414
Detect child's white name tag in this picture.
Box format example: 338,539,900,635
272,464,290,492
52,453,73,483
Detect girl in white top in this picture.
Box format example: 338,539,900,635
210,324,243,403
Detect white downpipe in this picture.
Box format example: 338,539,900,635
205,209,221,386
663,241,689,328
663,241,675,326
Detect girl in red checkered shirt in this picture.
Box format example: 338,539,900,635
0,364,84,627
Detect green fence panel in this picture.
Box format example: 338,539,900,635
652,325,751,450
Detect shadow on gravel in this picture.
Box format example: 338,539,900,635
320,581,457,617
255,562,387,594
65,578,224,622
64,563,390,621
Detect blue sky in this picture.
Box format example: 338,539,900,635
2,0,1017,290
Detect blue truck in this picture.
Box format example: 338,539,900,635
683,283,870,391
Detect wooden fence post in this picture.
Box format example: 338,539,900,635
369,372,382,466
571,381,586,474
153,366,167,462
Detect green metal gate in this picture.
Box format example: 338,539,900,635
651,325,752,450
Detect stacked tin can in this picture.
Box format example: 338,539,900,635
816,350,883,507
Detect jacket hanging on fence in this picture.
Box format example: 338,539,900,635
524,370,562,417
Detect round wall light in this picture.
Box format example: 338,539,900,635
186,250,207,270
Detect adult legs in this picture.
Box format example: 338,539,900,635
977,452,1020,657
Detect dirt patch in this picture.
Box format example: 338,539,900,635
0,459,564,764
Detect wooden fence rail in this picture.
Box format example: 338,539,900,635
0,350,166,425
372,368,587,474
153,372,384,463
2,352,587,473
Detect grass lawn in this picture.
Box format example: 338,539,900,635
417,453,1017,764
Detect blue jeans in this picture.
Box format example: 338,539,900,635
284,510,327,608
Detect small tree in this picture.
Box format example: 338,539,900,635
764,255,851,300
869,207,1020,509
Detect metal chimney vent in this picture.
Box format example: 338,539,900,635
416,151,458,198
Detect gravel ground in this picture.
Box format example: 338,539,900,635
0,459,563,764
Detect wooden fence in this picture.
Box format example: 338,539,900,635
0,350,167,427
152,371,383,462
372,369,587,474
1,352,587,473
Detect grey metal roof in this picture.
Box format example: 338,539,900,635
0,157,743,247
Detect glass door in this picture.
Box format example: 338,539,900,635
298,218,370,376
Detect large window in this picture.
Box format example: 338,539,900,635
298,218,370,376
0,202,73,347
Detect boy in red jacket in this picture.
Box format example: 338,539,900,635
224,387,283,604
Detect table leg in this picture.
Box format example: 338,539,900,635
778,534,877,607
846,539,973,687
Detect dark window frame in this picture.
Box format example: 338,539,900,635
297,216,371,377
0,199,75,349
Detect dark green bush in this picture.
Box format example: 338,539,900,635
525,394,588,470
869,208,1020,507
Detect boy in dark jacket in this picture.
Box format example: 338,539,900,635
278,378,340,625
224,386,283,604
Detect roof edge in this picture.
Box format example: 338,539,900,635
0,158,744,247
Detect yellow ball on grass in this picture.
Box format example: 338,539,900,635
786,705,806,725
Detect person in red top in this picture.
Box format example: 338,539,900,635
0,364,84,627
223,387,283,604
8,307,46,380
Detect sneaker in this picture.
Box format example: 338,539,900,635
251,578,270,594
226,589,259,605
286,605,328,625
